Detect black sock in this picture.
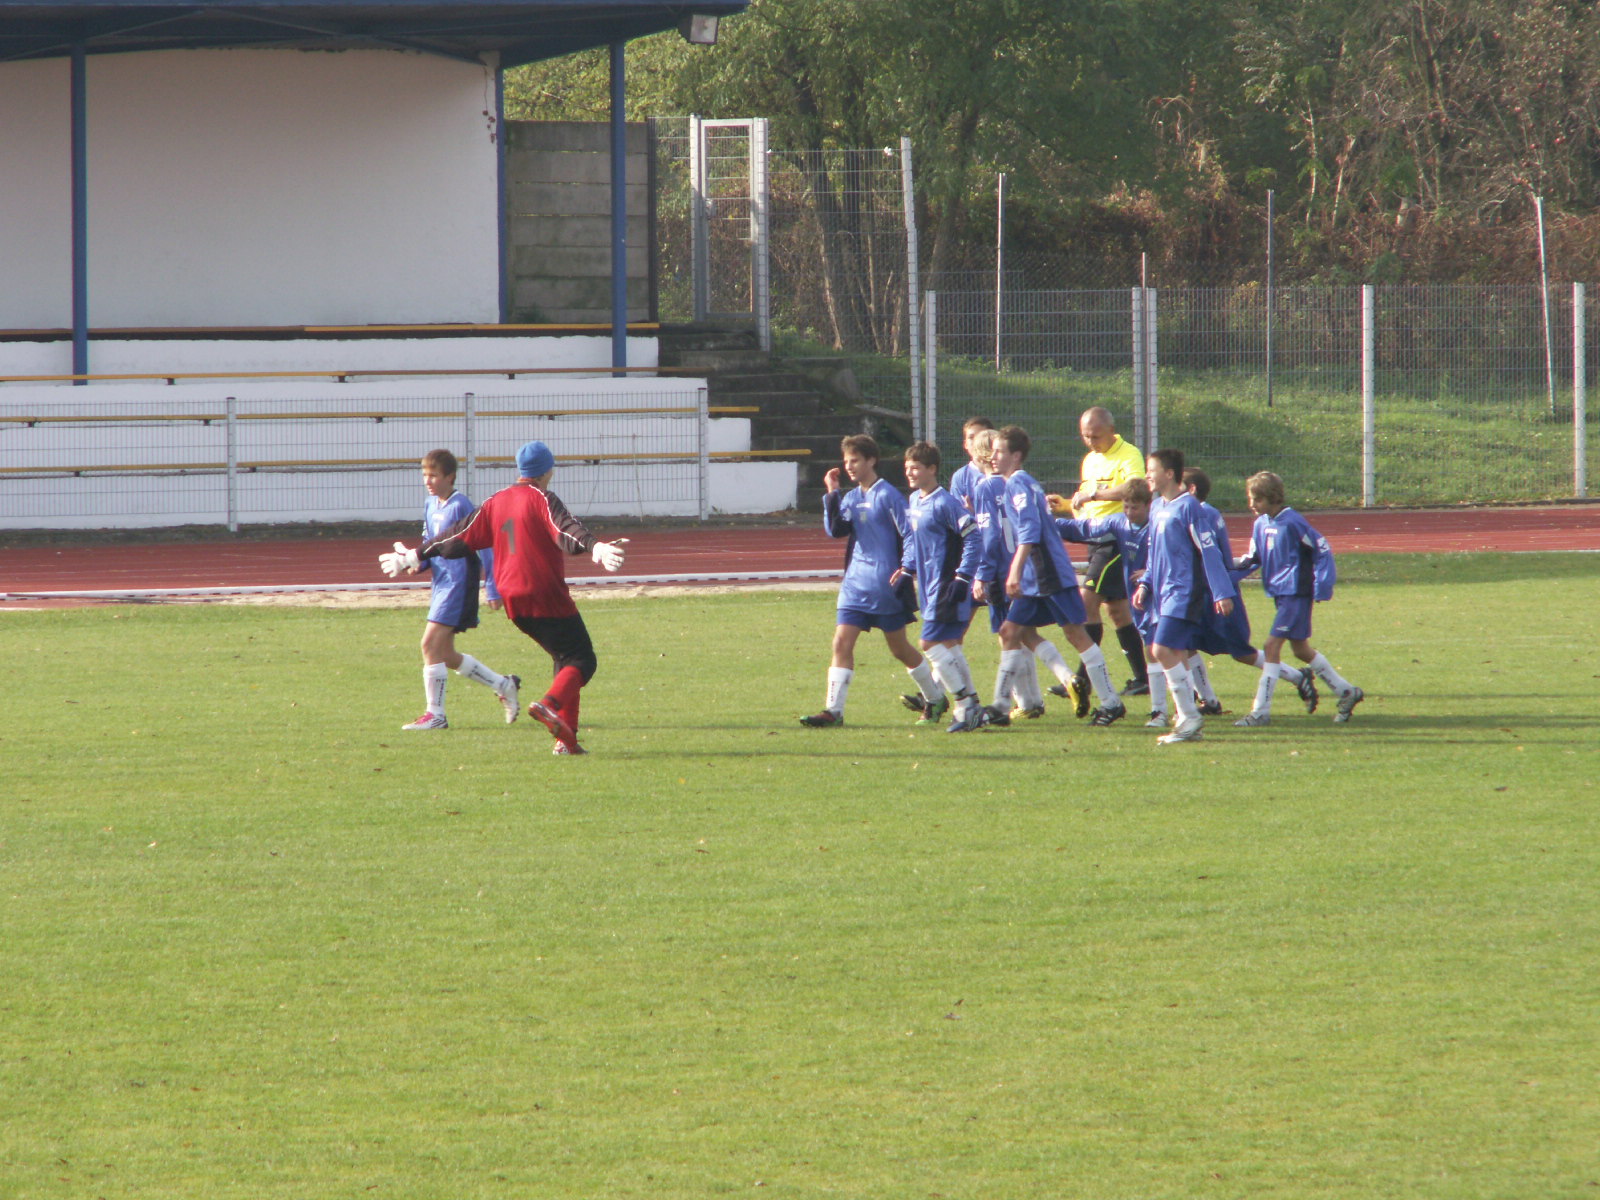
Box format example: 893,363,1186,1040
1116,622,1147,682
1085,621,1104,646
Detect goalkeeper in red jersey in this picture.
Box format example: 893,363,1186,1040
380,440,628,756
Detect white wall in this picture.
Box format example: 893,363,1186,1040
0,48,501,329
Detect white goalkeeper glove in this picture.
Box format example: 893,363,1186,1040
590,538,629,573
378,541,421,578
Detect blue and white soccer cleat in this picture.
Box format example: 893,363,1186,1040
1156,715,1204,744
1334,686,1365,723
497,674,522,724
1233,711,1271,727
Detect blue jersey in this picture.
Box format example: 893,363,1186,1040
948,461,985,514
1004,469,1079,597
971,472,1011,585
903,486,982,625
1055,512,1147,596
423,491,497,608
1236,506,1336,601
1142,492,1237,622
823,477,912,615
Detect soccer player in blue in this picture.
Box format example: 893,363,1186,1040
1132,448,1239,744
948,416,994,514
1055,477,1165,727
893,441,986,731
396,449,520,731
799,434,945,728
1181,468,1318,718
991,425,1128,726
1231,470,1365,725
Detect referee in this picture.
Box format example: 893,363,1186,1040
1059,406,1149,698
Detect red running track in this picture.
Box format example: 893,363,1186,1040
4,505,1599,605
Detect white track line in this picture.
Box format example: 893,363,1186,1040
2,569,845,602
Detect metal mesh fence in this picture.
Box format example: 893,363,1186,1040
656,119,915,412
930,283,1596,509
0,386,710,530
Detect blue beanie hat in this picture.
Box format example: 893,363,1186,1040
516,440,555,479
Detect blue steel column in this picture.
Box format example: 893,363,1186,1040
496,63,509,324
609,40,627,373
71,44,89,383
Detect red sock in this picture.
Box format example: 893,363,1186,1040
548,666,584,733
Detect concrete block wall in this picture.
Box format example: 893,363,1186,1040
505,121,651,325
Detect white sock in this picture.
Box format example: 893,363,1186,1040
1032,639,1074,686
423,662,448,715
1079,643,1119,706
993,649,1026,708
1147,664,1168,715
1015,652,1044,709
1308,652,1354,696
907,657,943,703
455,653,505,690
1275,661,1305,682
1187,653,1218,703
826,666,853,715
929,645,979,717
1164,660,1199,722
1252,668,1278,716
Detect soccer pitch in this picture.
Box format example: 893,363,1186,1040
4,553,1597,1199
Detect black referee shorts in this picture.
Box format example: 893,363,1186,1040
512,613,598,683
1079,542,1128,602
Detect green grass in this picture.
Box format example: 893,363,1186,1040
4,555,1599,1198
911,353,1596,510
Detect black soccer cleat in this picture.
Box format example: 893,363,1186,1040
1296,668,1320,714
1089,703,1127,727
799,710,844,728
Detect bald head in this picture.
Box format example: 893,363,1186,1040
1079,407,1116,453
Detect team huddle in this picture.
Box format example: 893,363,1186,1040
799,412,1365,744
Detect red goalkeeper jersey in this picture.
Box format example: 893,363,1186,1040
420,483,596,620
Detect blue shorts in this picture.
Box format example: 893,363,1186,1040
427,578,480,632
1269,596,1314,641
1198,594,1254,657
920,618,969,645
838,606,912,634
1152,615,1202,651
986,592,1009,634
1005,589,1087,630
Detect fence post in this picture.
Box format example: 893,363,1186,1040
1575,282,1587,499
900,135,921,443
1131,287,1145,452
689,114,709,322
1362,285,1376,508
698,384,711,521
463,391,476,501
1144,287,1159,452
923,290,938,446
225,395,238,533
751,118,772,353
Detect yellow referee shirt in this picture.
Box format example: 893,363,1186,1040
1078,435,1146,519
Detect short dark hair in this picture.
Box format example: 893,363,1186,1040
422,448,458,477
962,416,995,434
841,434,880,462
997,425,1031,461
1123,477,1153,504
904,440,941,469
1150,447,1184,479
1181,467,1211,501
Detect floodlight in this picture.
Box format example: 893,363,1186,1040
679,14,719,45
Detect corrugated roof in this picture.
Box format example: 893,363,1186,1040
0,0,747,66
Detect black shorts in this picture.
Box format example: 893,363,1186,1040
512,613,598,684
1079,542,1128,602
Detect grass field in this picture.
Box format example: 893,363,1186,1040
4,553,1598,1199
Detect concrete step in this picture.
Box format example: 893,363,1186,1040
709,371,813,394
